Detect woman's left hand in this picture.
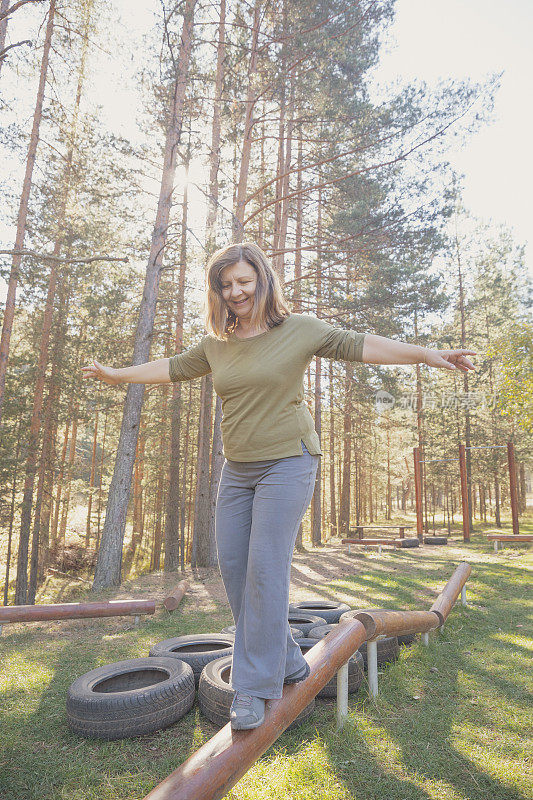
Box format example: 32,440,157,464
424,348,476,373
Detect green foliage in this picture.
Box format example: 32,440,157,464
489,321,533,433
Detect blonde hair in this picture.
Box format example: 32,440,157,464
203,242,291,340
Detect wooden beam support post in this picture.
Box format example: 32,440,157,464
507,442,520,535
459,444,470,542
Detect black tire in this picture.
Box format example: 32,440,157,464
396,538,420,548
307,623,338,640
149,634,234,688
423,536,448,545
337,608,417,647
288,600,351,625
66,657,195,740
198,656,315,730
297,640,363,698
220,624,304,639
287,611,327,637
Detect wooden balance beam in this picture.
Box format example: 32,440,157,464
141,564,472,800
486,534,533,552
0,580,189,634
349,525,414,539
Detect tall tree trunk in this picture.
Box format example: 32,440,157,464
96,407,108,549
311,185,323,546
292,121,303,312
328,360,337,538
205,0,226,570
93,0,197,589
151,433,165,571
233,0,261,240
413,308,428,533
0,0,56,425
3,417,22,604
85,408,99,547
339,363,353,536
165,152,190,572
51,416,69,556
455,216,473,533
192,374,216,567
180,380,193,570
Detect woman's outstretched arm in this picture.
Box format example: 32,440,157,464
81,358,173,385
361,334,476,373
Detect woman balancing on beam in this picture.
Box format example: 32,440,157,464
81,241,475,731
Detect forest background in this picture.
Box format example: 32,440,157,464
0,0,532,605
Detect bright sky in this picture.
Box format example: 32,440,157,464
1,0,532,307
368,0,532,275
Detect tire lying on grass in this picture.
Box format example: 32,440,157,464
296,639,364,698
149,633,235,688
287,611,327,637
288,600,351,624
66,657,195,740
198,655,315,730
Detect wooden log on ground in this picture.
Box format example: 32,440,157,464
162,580,189,611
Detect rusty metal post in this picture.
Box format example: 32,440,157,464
507,442,520,535
459,444,470,542
413,447,423,541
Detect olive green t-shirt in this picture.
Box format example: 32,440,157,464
168,312,366,461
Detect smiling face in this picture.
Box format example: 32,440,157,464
219,259,258,321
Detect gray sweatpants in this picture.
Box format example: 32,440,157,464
215,439,320,699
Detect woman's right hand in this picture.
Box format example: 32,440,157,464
81,359,121,386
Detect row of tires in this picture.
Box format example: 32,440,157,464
66,600,416,740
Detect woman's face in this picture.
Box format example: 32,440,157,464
220,260,258,320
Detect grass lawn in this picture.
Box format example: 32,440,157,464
1,517,531,800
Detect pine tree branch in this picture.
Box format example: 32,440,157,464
0,250,129,263
0,0,46,23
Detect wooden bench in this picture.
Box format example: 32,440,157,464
349,525,414,540
486,534,533,552
341,537,419,555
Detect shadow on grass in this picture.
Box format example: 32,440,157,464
0,601,234,800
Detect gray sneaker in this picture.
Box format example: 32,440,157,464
229,692,266,730
284,661,310,684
